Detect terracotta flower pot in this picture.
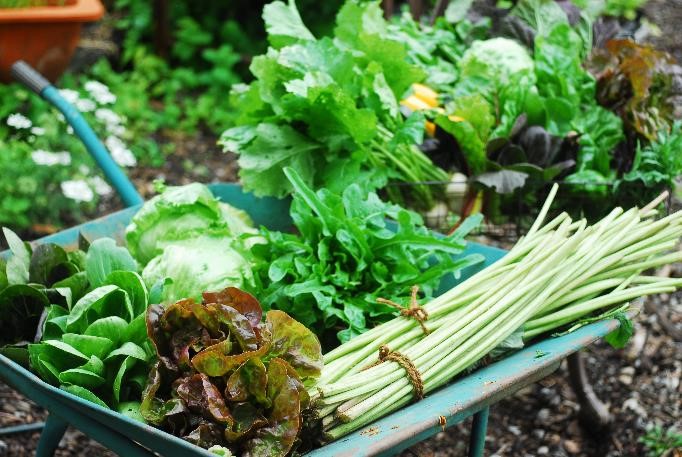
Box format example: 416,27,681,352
0,0,104,83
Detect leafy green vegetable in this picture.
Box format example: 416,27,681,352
263,0,315,48
436,95,495,176
126,183,259,304
588,39,682,142
387,11,489,91
251,168,483,343
0,229,111,365
0,285,48,359
3,227,30,285
142,235,255,305
459,37,535,88
220,0,447,209
85,238,138,288
126,183,257,264
616,121,682,205
572,0,647,20
0,234,156,411
29,276,154,409
604,312,634,349
141,287,321,456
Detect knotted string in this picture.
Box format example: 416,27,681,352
377,285,430,335
365,344,424,400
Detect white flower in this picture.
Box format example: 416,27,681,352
95,108,121,126
85,80,116,105
89,176,113,196
107,124,126,137
30,126,46,136
61,180,94,202
31,150,71,166
75,98,96,112
67,126,74,135
95,108,126,136
59,89,80,104
105,136,137,167
7,113,32,129
79,165,90,175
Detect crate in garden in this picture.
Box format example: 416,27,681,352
397,178,673,242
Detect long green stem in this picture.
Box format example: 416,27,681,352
313,190,682,439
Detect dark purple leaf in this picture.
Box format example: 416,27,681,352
146,304,177,372
224,402,268,442
175,373,234,426
264,310,323,379
226,357,269,406
210,303,259,352
202,287,262,328
242,358,301,457
184,422,226,449
140,362,189,430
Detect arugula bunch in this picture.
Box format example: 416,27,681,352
251,168,484,343
220,0,447,209
141,287,322,456
619,121,682,203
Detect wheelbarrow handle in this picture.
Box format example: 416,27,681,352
10,60,144,208
10,60,51,95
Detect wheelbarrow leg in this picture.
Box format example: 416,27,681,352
468,406,489,457
567,351,611,431
35,413,68,457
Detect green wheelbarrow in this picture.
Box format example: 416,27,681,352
0,63,620,456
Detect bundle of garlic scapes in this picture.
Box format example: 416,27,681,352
311,185,682,440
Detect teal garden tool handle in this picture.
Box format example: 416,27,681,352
10,60,143,207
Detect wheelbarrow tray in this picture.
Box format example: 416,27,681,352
0,183,619,456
